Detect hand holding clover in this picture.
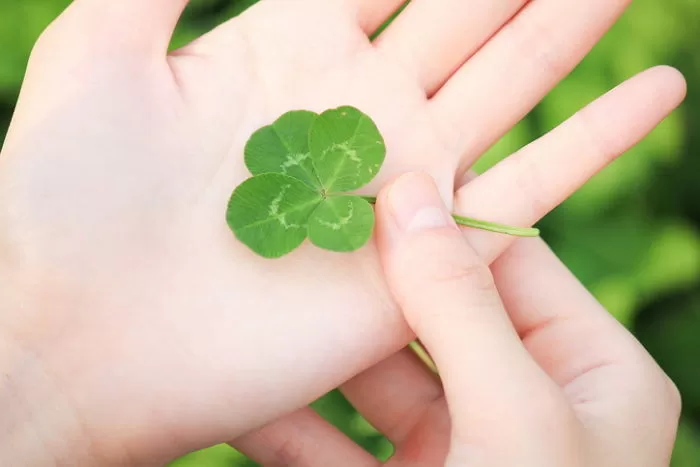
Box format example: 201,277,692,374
0,0,685,464
229,107,537,258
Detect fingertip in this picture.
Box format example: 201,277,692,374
383,172,455,232
656,65,687,103
375,171,458,272
638,65,688,107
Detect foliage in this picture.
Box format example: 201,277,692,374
0,0,698,465
228,107,384,257
228,107,537,258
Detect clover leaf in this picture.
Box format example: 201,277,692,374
227,106,539,259
245,110,319,188
308,196,375,252
228,106,385,258
227,173,323,258
308,106,385,193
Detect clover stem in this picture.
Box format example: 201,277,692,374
360,196,540,237
409,341,438,375
451,214,540,237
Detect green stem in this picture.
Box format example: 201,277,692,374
360,196,540,238
409,341,438,374
452,214,540,237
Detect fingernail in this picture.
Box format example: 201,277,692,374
388,173,455,233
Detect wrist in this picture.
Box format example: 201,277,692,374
0,281,174,467
0,249,104,464
0,329,95,465
0,270,121,467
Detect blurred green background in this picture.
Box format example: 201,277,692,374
1,0,698,465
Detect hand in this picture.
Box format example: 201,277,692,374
0,0,685,464
234,173,681,467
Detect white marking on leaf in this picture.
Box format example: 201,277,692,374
339,143,361,164
317,200,354,231
269,185,300,230
280,152,310,174
322,142,361,165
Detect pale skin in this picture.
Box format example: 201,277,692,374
237,173,682,466
0,0,685,465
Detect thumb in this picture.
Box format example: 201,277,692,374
375,172,561,455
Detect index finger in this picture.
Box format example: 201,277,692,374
50,0,189,54
375,172,568,448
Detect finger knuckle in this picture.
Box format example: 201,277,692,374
267,435,306,467
646,368,680,415
516,17,571,78
663,374,683,423
508,149,551,219
628,361,682,433
642,368,683,451
403,231,496,293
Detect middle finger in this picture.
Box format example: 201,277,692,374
374,0,528,96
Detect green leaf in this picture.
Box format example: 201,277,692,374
308,196,375,252
309,106,386,192
229,105,537,259
227,173,323,258
244,110,320,188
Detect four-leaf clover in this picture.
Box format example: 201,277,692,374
227,106,539,259
227,107,385,258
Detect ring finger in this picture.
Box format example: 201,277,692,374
431,0,633,172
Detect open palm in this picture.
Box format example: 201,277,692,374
0,0,684,464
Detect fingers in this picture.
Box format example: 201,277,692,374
450,67,685,463
493,238,656,390
491,238,681,466
431,0,632,168
340,348,451,465
232,407,379,467
455,66,687,263
48,0,189,54
376,173,568,455
351,0,408,34
375,0,527,95
341,348,447,444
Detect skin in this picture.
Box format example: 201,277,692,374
236,173,681,466
0,0,686,465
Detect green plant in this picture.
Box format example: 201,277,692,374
226,106,539,258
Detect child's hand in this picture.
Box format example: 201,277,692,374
235,173,680,467
0,0,685,464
